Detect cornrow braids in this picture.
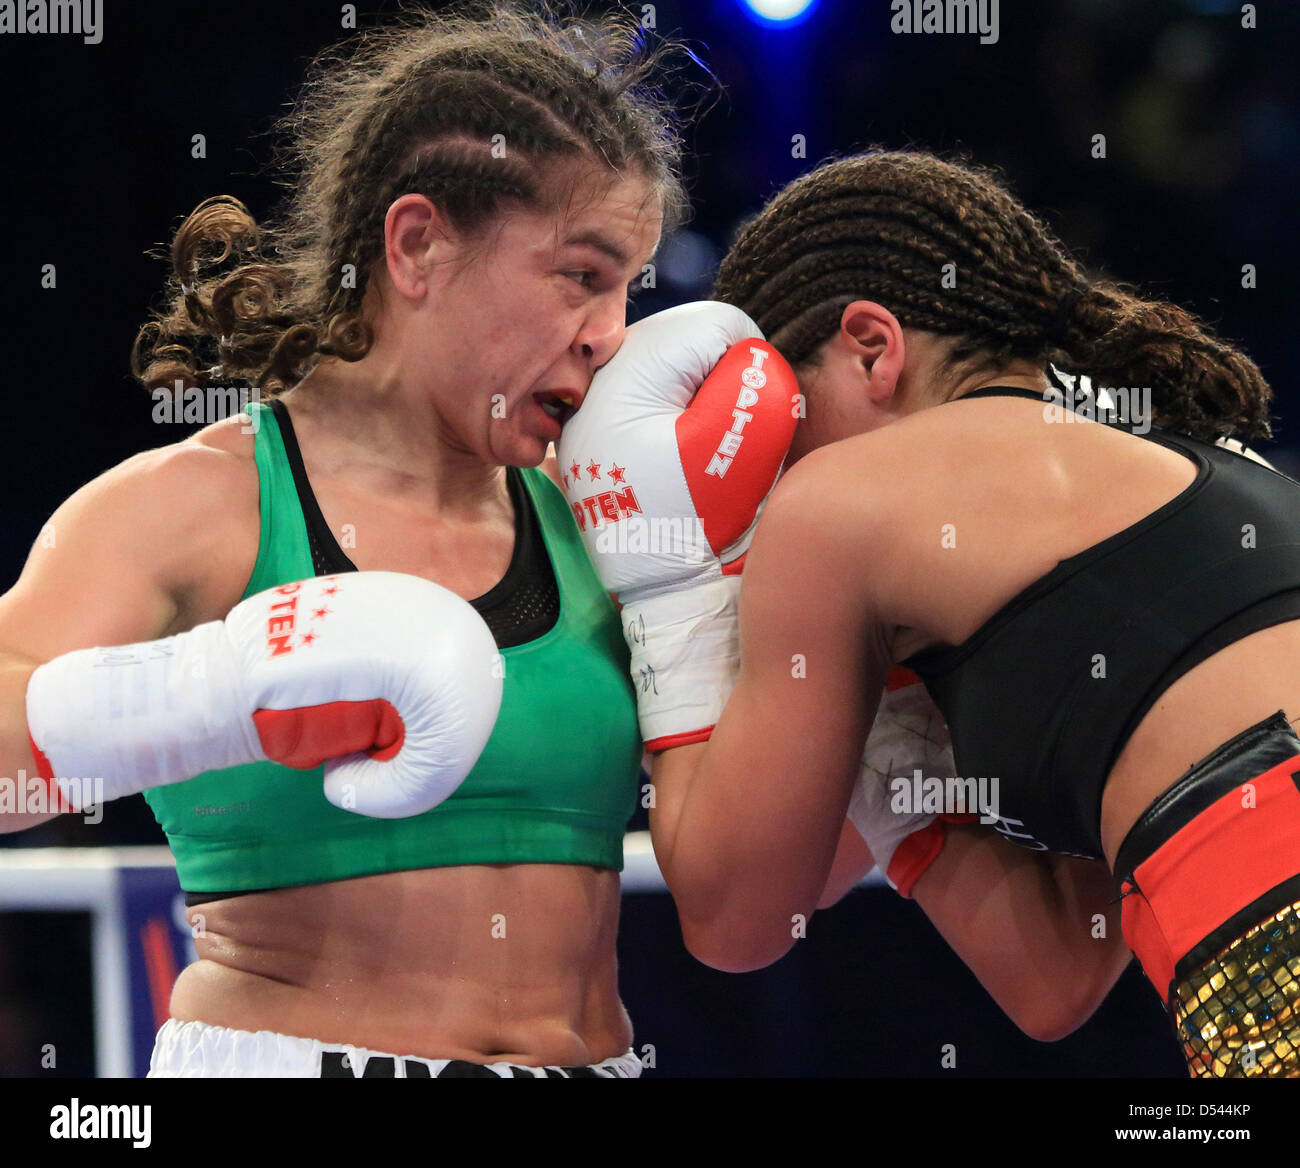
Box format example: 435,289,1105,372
133,1,698,396
713,150,1272,442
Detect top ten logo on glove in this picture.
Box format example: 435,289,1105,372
558,303,797,574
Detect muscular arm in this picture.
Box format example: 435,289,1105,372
649,446,886,971
647,441,1130,1035
913,827,1130,1040
0,434,257,830
816,816,1128,1038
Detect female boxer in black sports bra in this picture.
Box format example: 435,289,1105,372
657,151,1299,1077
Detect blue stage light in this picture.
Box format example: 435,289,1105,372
738,0,819,29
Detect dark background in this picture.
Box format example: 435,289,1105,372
1,0,1295,1076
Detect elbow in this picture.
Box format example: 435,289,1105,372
664,864,803,972
1014,1005,1088,1044
1003,977,1110,1043
1020,946,1131,1041
816,874,864,910
679,916,795,974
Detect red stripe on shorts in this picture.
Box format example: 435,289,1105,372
1121,751,1300,997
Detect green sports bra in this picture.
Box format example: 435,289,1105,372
144,400,642,896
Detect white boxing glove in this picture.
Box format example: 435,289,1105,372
26,571,503,819
558,302,798,749
848,668,969,897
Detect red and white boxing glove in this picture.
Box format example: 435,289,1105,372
26,571,502,819
558,301,798,750
848,668,968,897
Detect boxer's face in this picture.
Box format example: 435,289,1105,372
788,353,871,466
385,169,662,468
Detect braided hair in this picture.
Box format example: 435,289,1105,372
133,2,694,395
713,150,1271,442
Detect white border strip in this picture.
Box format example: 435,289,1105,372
0,838,884,893
0,850,152,1078
0,839,882,1076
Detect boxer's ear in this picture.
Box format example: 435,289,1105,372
838,300,905,406
383,194,459,300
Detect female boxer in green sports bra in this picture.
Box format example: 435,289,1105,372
0,6,675,1077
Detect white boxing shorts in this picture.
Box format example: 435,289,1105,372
149,1019,644,1078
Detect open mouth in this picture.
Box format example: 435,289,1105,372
533,390,579,425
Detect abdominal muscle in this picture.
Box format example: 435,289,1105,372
169,862,632,1067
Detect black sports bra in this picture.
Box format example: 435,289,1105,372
270,397,559,649
901,386,1300,857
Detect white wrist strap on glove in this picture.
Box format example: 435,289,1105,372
26,622,261,810
622,575,741,751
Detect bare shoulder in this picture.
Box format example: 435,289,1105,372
187,410,261,458
742,433,904,632
753,416,984,631
114,414,255,483
147,416,263,619
99,416,260,545
778,426,917,492
3,415,263,650
43,417,254,540
765,427,922,550
769,396,1054,532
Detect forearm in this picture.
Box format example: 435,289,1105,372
913,826,1130,1040
648,742,723,932
817,819,875,909
649,736,835,972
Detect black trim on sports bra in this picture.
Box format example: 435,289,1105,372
183,403,565,908
268,397,559,649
